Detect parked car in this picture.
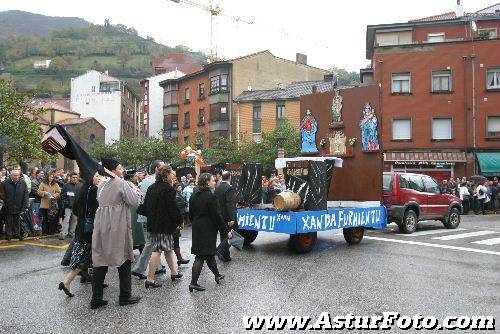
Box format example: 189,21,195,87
382,172,462,234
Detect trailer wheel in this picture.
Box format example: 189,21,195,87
238,229,258,246
290,232,317,253
343,227,364,245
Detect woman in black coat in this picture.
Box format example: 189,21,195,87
143,165,183,288
58,172,100,297
189,173,232,292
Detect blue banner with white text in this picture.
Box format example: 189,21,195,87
237,206,387,234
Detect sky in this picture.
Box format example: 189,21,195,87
0,0,496,72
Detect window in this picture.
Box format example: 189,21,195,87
210,103,228,121
478,28,497,39
166,115,178,129
432,118,452,140
487,116,500,136
90,134,96,144
199,83,205,99
210,76,220,94
164,91,179,106
422,176,440,194
184,87,190,102
184,112,190,128
99,82,120,93
91,86,95,93
276,101,286,120
392,119,412,140
253,102,262,134
427,32,445,43
198,108,205,125
220,74,228,91
375,30,412,46
487,68,500,89
392,73,411,93
408,175,424,192
432,70,452,92
383,174,393,192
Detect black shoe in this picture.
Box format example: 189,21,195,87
177,259,190,266
189,284,206,292
119,296,141,306
61,260,70,267
171,273,183,281
131,271,147,280
58,282,74,297
155,268,167,275
215,274,225,284
90,300,108,310
145,280,162,289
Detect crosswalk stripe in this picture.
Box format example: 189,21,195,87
401,228,467,237
472,237,500,246
433,230,499,241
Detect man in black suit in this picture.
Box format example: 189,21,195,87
215,171,236,262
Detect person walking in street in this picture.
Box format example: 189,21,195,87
189,173,232,292
458,182,470,214
142,165,184,288
59,172,79,240
174,183,189,266
37,171,61,235
131,160,165,280
58,172,101,297
182,179,195,226
90,158,141,310
475,181,488,215
214,171,237,262
0,169,29,241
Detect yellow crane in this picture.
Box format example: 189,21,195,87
170,0,253,62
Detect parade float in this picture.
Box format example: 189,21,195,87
235,85,387,253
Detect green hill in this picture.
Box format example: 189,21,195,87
0,13,207,97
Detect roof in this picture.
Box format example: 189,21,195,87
100,72,120,82
154,53,205,75
409,12,457,23
384,151,467,163
235,80,350,102
34,102,80,115
59,117,105,129
31,98,70,110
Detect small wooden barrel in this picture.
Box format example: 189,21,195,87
274,191,301,211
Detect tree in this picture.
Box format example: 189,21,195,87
0,79,51,164
118,51,132,70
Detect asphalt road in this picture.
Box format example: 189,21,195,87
0,214,498,333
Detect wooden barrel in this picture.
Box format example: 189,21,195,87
274,191,301,211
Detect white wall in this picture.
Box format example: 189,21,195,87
145,70,184,138
71,70,122,144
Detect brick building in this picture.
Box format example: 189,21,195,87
364,3,500,180
234,78,337,143
159,50,328,147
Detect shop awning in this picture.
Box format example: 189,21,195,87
384,151,467,163
477,152,500,177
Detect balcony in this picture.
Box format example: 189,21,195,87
163,105,179,116
209,91,229,104
209,119,228,132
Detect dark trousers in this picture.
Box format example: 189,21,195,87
476,199,486,215
191,255,220,285
91,260,131,303
5,213,21,240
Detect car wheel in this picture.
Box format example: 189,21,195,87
343,227,364,245
290,232,317,253
400,209,418,234
443,208,460,229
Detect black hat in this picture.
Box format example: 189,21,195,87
101,158,120,171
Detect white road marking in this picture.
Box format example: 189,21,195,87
363,236,500,256
432,230,499,241
401,228,467,237
472,237,500,246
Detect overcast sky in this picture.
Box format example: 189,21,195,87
0,0,495,71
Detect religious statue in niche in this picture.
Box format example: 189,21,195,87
330,89,344,126
359,102,380,151
329,131,347,155
301,110,318,153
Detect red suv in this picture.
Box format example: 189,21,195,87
383,172,462,234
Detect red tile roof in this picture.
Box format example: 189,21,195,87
154,53,205,75
35,102,80,115
409,12,457,23
59,117,94,125
32,98,70,110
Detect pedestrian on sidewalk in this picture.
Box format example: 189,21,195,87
189,173,232,292
37,171,61,235
0,169,29,241
59,172,78,240
58,172,101,297
475,181,488,215
174,182,190,265
90,158,141,310
215,171,237,262
131,160,165,280
142,165,184,289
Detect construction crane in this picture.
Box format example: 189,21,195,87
170,0,253,62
